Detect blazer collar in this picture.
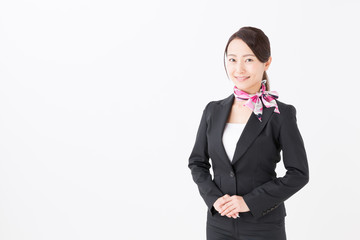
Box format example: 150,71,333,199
214,94,275,165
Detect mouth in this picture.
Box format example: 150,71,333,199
235,76,250,82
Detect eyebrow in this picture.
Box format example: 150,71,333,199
227,54,255,57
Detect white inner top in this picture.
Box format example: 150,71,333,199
222,123,246,162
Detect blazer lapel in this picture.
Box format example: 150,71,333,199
212,94,234,167
212,94,275,166
232,101,274,164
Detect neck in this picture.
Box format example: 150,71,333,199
233,97,248,107
245,82,262,94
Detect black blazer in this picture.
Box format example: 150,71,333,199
188,94,309,223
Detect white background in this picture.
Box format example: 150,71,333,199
1,0,359,239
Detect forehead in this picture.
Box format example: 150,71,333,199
227,38,254,56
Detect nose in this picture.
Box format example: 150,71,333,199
235,61,245,74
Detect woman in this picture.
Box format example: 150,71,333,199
188,26,309,240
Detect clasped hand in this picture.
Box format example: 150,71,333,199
213,194,250,219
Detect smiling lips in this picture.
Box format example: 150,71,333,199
235,76,250,82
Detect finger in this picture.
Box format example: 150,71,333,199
221,205,236,216
214,196,231,211
218,196,232,207
224,201,239,216
220,197,237,211
221,194,231,202
226,211,238,219
219,201,233,214
225,208,236,217
227,212,238,219
226,212,236,218
226,209,239,218
215,196,224,206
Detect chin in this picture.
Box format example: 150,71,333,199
234,80,261,93
233,82,249,91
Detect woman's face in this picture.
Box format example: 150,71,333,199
226,38,271,94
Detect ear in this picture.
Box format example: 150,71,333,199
264,56,272,71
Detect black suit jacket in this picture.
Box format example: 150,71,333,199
188,94,309,222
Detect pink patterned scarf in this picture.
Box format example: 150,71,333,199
233,80,280,122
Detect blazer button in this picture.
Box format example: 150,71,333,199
229,171,235,178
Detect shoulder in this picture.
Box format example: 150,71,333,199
203,94,233,111
275,99,297,120
199,94,233,121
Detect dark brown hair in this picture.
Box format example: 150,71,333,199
224,26,271,90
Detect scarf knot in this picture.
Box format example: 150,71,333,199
233,80,280,122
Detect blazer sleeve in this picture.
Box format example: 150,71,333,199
242,104,309,218
188,103,224,215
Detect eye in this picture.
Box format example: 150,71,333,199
228,58,236,62
245,58,253,62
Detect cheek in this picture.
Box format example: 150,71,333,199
226,66,236,76
248,64,257,72
226,64,234,71
249,64,264,75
